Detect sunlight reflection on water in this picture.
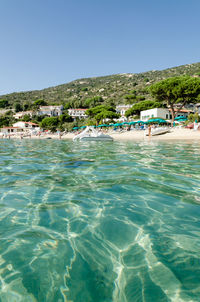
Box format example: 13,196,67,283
0,139,200,301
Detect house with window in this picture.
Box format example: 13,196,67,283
195,103,200,114
140,108,170,121
13,121,39,131
13,111,33,119
140,108,193,121
169,108,193,118
0,127,22,135
0,109,15,115
116,105,132,117
68,108,88,119
38,105,63,117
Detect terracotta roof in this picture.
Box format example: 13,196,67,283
1,127,21,129
169,109,192,113
69,108,87,111
25,122,38,125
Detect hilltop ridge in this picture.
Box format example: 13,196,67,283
1,62,200,108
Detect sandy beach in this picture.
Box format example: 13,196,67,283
1,128,200,141
109,128,200,141
59,128,199,141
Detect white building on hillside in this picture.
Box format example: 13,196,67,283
116,105,132,117
0,109,15,115
68,108,88,119
13,111,33,119
38,105,63,117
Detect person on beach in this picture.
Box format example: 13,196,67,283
148,124,152,137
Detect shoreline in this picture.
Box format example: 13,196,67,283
1,128,200,142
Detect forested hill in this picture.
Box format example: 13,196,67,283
1,62,200,108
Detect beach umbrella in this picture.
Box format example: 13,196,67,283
175,116,187,120
128,121,137,125
148,118,166,123
122,122,129,125
73,127,79,130
135,120,145,124
114,123,123,126
80,126,86,129
177,118,187,122
157,118,167,124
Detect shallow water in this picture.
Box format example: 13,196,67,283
0,139,200,302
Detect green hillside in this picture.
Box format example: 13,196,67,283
1,62,200,109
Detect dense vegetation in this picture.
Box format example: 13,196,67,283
0,62,200,130
0,62,200,109
150,76,200,121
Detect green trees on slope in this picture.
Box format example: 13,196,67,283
40,113,73,131
0,99,9,108
86,105,119,123
149,76,200,122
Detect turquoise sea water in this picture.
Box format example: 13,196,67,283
0,139,200,302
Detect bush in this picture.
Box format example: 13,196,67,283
0,99,9,108
40,117,59,131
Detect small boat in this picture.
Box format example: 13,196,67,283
73,126,113,141
146,127,170,136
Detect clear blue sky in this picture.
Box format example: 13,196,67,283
0,0,199,95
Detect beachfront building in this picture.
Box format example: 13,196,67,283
13,111,33,119
68,108,88,119
13,121,39,131
140,108,193,121
140,108,171,121
194,103,200,114
38,105,63,117
170,108,193,118
0,127,22,135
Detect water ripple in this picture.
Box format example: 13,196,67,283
0,139,200,301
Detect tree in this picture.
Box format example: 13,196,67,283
0,115,10,127
23,102,31,111
40,117,59,131
64,102,72,110
149,76,200,122
86,105,119,123
188,112,200,123
33,99,47,108
22,114,31,122
84,96,104,108
14,102,23,112
58,113,73,124
0,111,14,127
0,99,9,108
95,110,119,123
124,94,137,104
81,87,88,92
